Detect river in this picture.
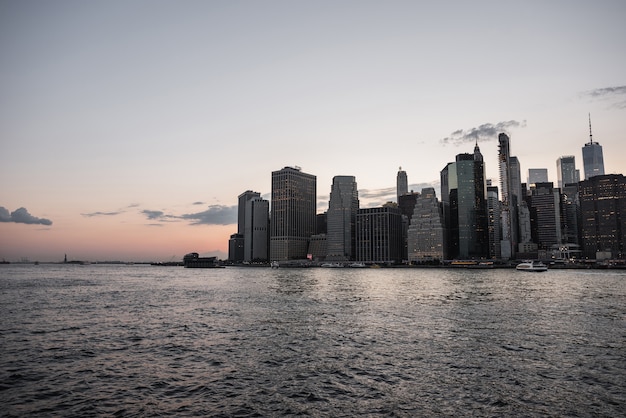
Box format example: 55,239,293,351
1,264,624,416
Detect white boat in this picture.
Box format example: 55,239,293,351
516,260,548,272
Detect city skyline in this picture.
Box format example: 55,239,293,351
1,1,625,262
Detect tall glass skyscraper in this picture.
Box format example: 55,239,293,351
270,166,316,261
557,156,578,189
582,115,605,180
326,175,359,261
440,146,489,260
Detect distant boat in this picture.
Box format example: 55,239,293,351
516,260,548,272
320,262,343,268
348,262,366,268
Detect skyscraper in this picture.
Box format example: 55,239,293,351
326,175,359,261
529,182,562,251
528,168,549,185
498,133,514,259
270,166,317,261
238,191,260,234
582,114,605,180
407,187,444,262
396,167,408,202
356,206,404,264
557,156,578,189
440,146,489,259
579,174,625,259
244,197,269,262
486,180,501,259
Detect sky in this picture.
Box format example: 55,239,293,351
1,0,625,262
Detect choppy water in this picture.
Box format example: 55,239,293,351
0,264,624,417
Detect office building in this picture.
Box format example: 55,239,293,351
270,166,317,261
529,182,562,251
228,233,244,262
440,145,489,259
528,168,549,185
244,197,269,262
397,167,408,202
498,133,514,259
356,206,404,264
557,156,578,189
582,114,605,180
486,180,501,259
407,187,444,262
326,176,359,261
238,191,260,234
579,174,625,259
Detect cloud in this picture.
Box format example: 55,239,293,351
141,205,237,225
82,211,123,217
440,120,526,146
582,85,626,109
0,206,52,225
180,205,237,225
142,210,166,220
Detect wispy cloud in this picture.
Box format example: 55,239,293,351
141,205,237,226
82,203,141,218
440,120,526,146
82,211,123,217
0,206,52,225
582,85,626,109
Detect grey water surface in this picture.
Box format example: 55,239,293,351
1,264,624,416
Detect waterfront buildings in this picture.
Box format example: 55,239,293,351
582,115,605,180
270,166,317,261
440,145,489,260
407,187,444,262
326,176,359,261
356,206,404,264
579,174,626,259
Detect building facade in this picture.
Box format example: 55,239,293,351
528,168,549,185
579,174,626,259
396,167,408,202
244,197,269,262
529,182,562,251
407,187,444,262
557,156,579,189
486,181,501,259
270,166,317,261
326,175,359,261
582,114,605,180
441,146,489,260
498,133,514,259
356,206,404,264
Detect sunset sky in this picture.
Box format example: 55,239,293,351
1,0,625,262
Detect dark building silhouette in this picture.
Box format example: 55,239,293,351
228,233,244,262
579,174,626,259
356,206,404,264
529,182,562,251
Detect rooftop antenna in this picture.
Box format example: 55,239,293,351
588,113,593,144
